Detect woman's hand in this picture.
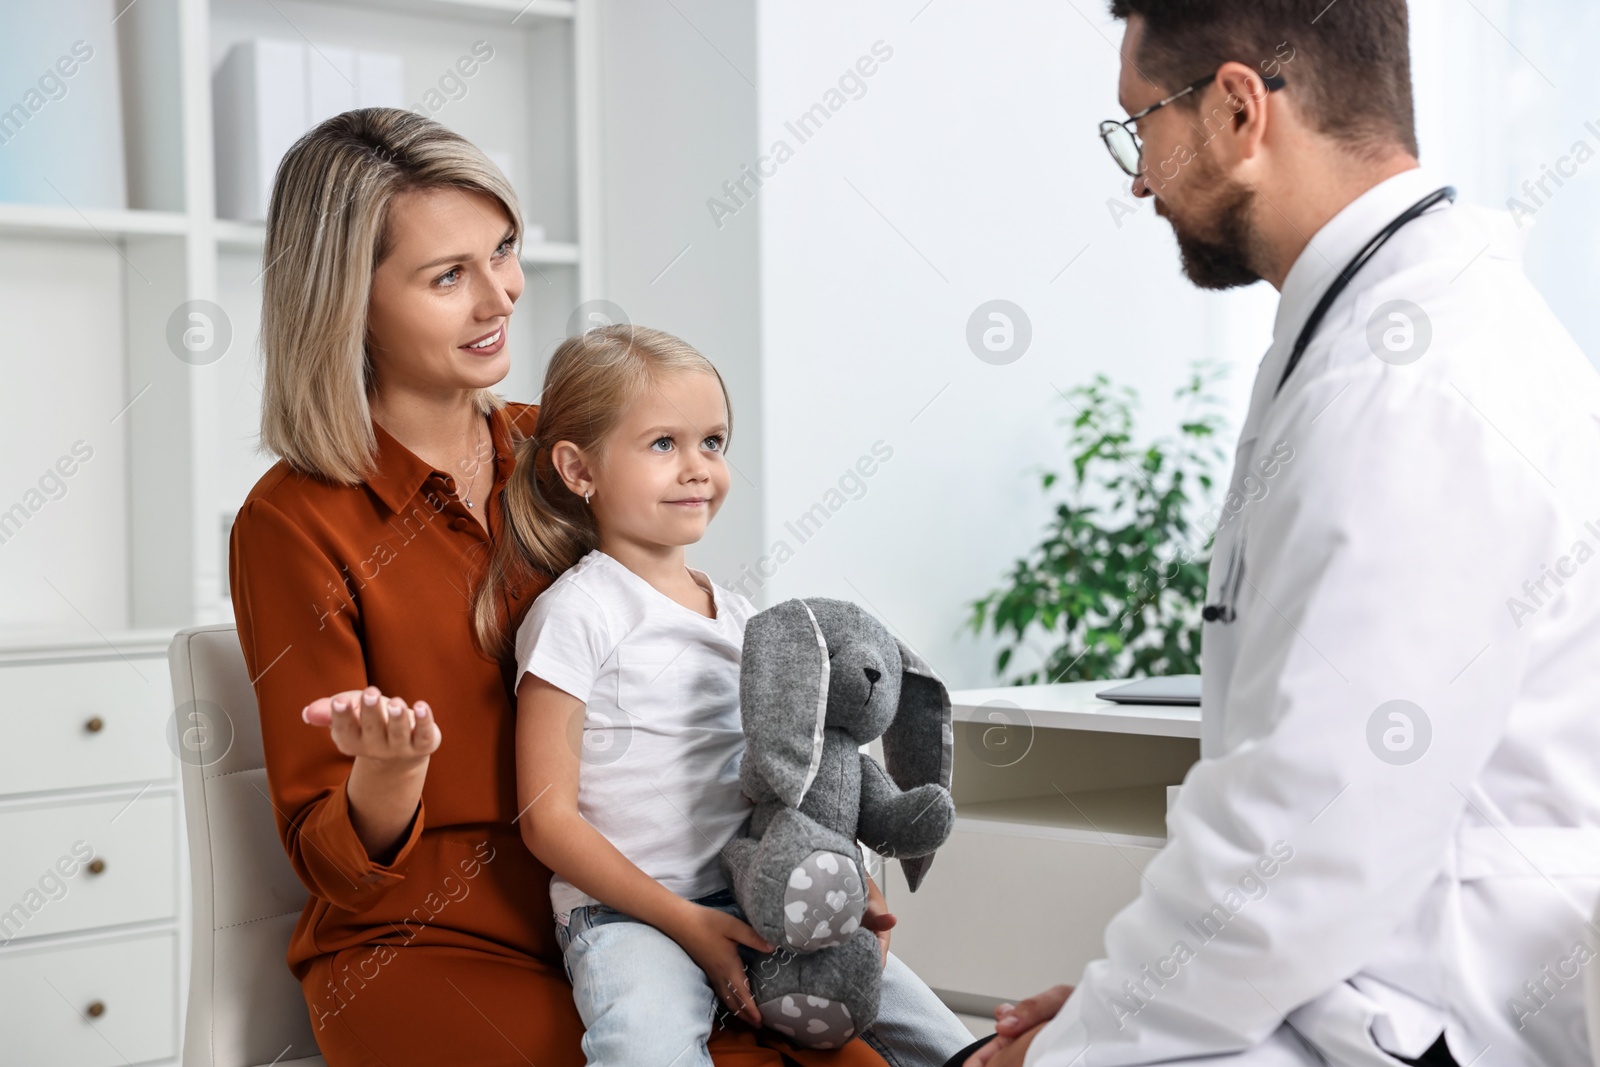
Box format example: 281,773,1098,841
302,688,366,727
301,686,438,861
665,902,775,1028
862,874,896,969
303,686,441,761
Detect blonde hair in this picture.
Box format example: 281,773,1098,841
472,325,733,654
258,107,523,484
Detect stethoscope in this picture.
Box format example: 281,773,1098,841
1201,184,1457,625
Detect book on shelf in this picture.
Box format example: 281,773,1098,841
213,39,405,222
0,2,128,213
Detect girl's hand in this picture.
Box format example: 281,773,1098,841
302,686,440,762
862,875,895,969
666,903,774,1027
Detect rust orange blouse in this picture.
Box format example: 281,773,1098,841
229,402,890,1066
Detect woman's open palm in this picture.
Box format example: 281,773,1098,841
303,686,441,761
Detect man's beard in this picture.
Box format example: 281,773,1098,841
1157,163,1263,290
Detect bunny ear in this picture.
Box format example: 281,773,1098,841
884,636,954,891
882,637,953,793
740,598,830,808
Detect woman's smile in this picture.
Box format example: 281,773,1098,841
461,325,505,355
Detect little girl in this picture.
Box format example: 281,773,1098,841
472,324,974,1066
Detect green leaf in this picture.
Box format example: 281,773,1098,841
967,359,1230,684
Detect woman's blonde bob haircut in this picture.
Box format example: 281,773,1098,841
259,107,523,485
471,324,733,655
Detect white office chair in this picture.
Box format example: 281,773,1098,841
170,624,327,1067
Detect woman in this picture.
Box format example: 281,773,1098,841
229,107,900,1066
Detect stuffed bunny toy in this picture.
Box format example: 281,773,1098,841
719,597,956,1049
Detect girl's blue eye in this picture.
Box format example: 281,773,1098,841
652,434,723,452
437,267,460,286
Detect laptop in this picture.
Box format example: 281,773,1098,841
1095,674,1202,706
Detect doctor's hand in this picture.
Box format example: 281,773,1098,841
994,985,1074,1038
964,984,1075,1065
965,1022,1042,1067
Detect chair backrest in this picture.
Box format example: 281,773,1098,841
169,625,325,1067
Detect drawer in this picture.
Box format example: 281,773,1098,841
0,795,176,943
0,656,174,798
883,820,1159,1002
0,931,176,1066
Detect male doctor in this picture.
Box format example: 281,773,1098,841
965,2,1600,1066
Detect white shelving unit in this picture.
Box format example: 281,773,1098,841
0,0,601,636
884,682,1202,1014
0,3,601,1063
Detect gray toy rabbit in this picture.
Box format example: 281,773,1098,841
719,597,956,1049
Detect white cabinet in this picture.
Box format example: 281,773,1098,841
0,796,178,943
0,658,178,796
0,634,180,1067
0,932,179,1067
882,682,1202,1013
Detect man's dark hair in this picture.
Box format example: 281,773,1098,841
1108,0,1417,159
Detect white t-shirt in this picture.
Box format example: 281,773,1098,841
514,548,758,923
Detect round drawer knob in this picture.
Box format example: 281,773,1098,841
84,717,104,733
86,1001,106,1018
87,858,106,876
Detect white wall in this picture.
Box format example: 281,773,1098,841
752,1,1269,689
0,238,131,634
1410,0,1600,363
597,0,767,586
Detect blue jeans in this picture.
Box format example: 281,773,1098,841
554,887,973,1067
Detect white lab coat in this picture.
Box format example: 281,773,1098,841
1024,167,1600,1067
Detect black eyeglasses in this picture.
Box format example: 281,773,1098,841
1099,72,1286,177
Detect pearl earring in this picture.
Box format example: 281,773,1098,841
584,489,592,504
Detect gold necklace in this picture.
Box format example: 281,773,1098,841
460,416,486,509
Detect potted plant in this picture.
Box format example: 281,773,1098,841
967,362,1228,684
